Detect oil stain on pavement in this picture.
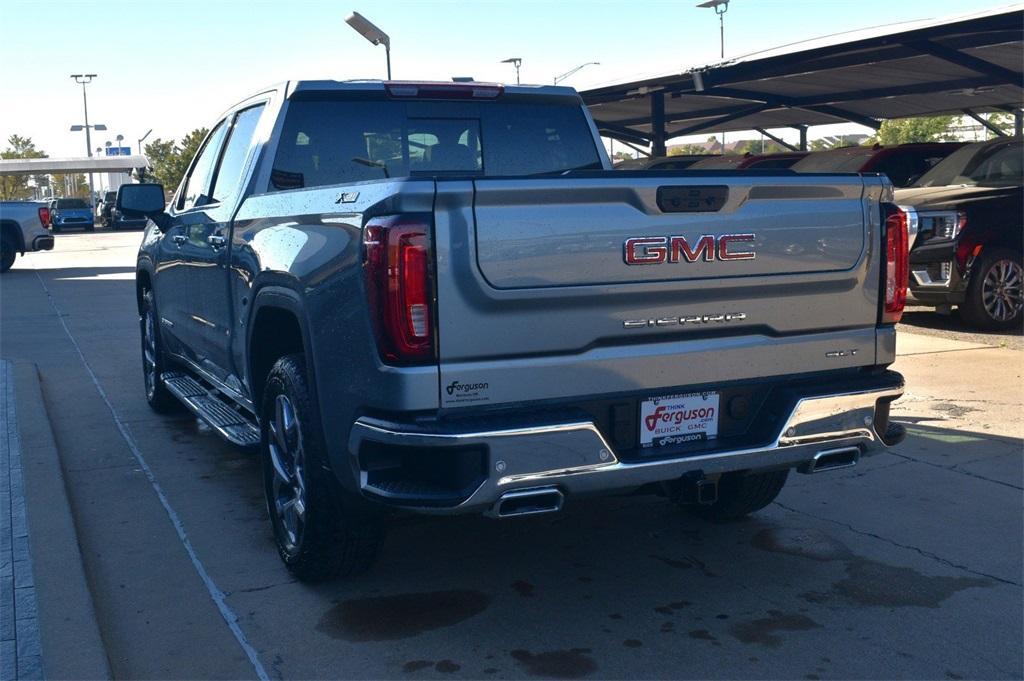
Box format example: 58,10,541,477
752,528,992,608
317,589,490,641
509,648,597,679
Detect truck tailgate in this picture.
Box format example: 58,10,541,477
433,174,886,409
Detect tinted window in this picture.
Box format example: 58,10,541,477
916,141,1023,187
211,104,266,204
55,199,88,209
270,95,601,190
179,121,229,210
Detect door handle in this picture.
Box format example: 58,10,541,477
207,235,226,248
172,235,187,245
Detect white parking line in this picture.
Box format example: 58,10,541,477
32,269,270,681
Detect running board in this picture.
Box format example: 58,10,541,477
162,372,260,447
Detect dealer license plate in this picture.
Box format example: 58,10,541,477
639,392,720,448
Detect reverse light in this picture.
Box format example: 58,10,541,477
882,204,909,324
363,215,435,364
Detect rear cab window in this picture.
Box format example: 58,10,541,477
269,92,602,191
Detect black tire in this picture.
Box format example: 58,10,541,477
0,234,16,272
85,224,95,232
960,248,1023,331
51,225,61,234
261,354,385,581
680,469,789,522
140,289,180,413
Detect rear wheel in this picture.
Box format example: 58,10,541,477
678,469,789,522
960,248,1023,330
140,289,180,413
0,234,16,272
261,354,385,581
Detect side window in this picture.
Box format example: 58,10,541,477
178,121,229,211
211,104,266,205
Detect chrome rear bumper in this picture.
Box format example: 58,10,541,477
348,381,903,515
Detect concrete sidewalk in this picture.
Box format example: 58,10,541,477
1,360,110,681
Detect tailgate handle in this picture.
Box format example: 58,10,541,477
657,185,729,213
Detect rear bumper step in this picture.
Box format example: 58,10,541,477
349,377,904,514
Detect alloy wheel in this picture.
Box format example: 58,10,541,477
268,394,306,553
143,307,157,399
981,259,1023,323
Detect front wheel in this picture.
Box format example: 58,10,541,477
960,248,1023,330
261,354,385,581
677,469,789,522
140,289,180,413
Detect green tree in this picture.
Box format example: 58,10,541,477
0,135,47,200
144,128,209,194
874,116,956,145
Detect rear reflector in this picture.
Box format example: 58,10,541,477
882,204,909,324
363,215,435,364
385,81,503,99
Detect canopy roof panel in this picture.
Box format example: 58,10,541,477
582,5,1024,145
0,155,150,175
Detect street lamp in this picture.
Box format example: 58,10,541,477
138,128,152,157
553,62,600,85
697,0,729,59
70,73,104,207
345,11,391,79
501,57,522,85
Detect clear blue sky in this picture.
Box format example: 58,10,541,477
0,0,1016,157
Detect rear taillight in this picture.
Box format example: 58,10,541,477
363,215,435,364
882,204,909,324
38,206,50,228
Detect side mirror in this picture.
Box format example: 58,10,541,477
116,183,166,217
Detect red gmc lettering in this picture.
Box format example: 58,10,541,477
669,235,714,262
718,233,756,261
624,237,668,264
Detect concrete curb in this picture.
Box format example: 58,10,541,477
12,361,111,681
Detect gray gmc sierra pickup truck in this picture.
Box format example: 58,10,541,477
122,80,908,581
0,200,54,272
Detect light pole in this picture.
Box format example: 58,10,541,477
501,57,522,85
70,74,105,207
554,62,600,85
138,129,152,158
697,0,729,59
345,11,391,79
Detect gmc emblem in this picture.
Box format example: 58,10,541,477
623,234,756,265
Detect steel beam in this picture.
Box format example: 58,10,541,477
651,92,667,157
667,104,770,138
755,128,799,152
908,39,1023,84
962,109,1008,137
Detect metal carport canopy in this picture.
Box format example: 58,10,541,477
582,4,1024,153
0,155,150,175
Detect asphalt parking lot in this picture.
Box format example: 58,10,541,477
2,230,1022,680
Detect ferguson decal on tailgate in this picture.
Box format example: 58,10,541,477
640,392,720,447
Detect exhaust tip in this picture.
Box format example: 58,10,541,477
494,488,564,518
798,446,860,474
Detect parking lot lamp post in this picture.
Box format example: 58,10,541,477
697,0,729,59
501,58,522,85
554,62,600,85
345,12,391,79
70,74,103,208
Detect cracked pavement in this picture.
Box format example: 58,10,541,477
2,231,1021,680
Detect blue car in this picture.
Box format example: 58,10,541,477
50,198,94,232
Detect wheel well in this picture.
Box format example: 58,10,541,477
250,305,305,409
135,270,152,314
1,220,25,253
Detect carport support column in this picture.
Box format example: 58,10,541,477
798,126,808,152
651,92,667,158
1015,110,1023,138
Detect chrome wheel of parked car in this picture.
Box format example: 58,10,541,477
981,258,1022,323
143,307,157,400
139,289,180,412
267,394,306,553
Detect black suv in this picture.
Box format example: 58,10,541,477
894,137,1022,330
